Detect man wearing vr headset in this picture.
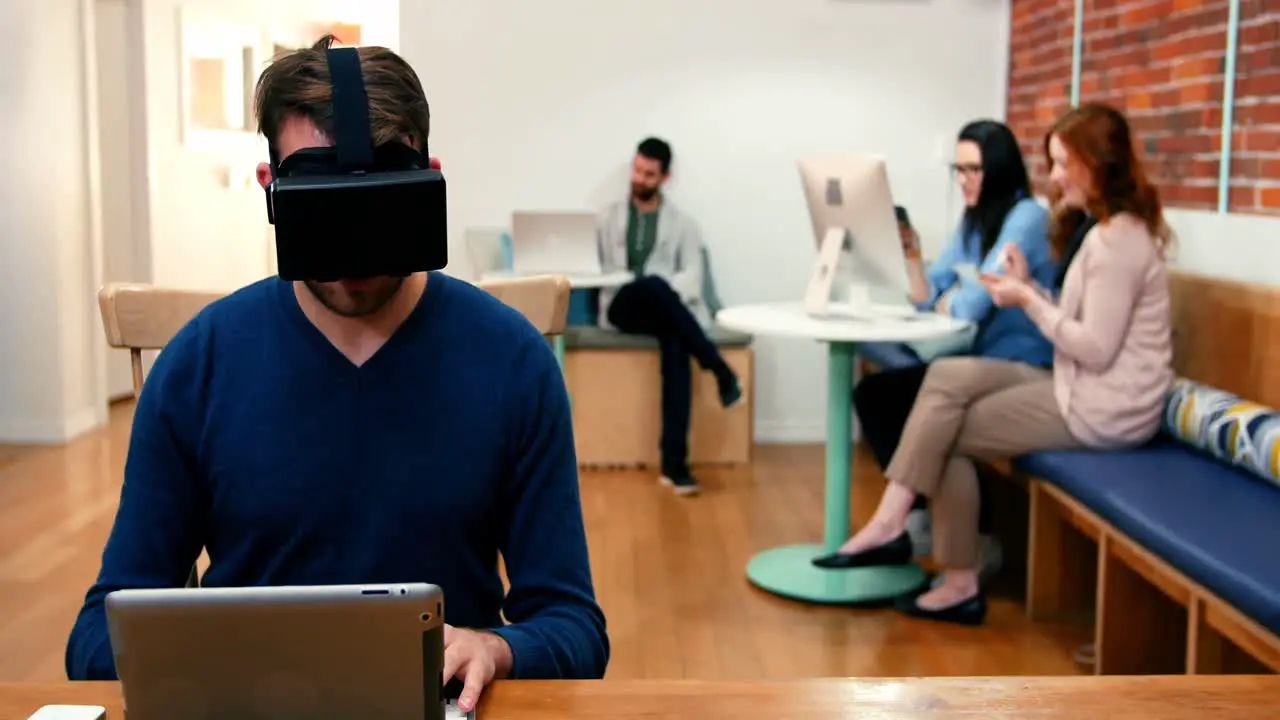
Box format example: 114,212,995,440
65,37,608,712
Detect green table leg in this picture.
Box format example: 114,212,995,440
553,334,566,369
745,342,926,604
553,334,570,405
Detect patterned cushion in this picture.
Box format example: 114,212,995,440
1163,377,1280,488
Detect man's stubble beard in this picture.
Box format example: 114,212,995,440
304,277,405,318
631,185,658,203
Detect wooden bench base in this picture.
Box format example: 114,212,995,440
565,346,753,468
1026,479,1280,675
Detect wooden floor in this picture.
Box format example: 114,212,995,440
0,401,1088,682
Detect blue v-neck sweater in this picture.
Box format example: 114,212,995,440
66,273,609,682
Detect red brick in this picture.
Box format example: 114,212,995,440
1239,45,1280,74
1260,186,1280,210
1160,183,1219,208
1259,158,1280,181
1178,80,1222,104
1166,6,1230,35
1172,56,1223,80
1170,106,1224,130
1236,70,1280,98
1157,132,1219,155
1173,0,1223,9
1121,0,1175,25
1235,101,1280,126
1150,29,1228,62
1239,19,1280,46
1239,129,1280,152
1083,13,1122,34
1227,184,1257,210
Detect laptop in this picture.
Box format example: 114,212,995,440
510,211,602,277
105,583,469,720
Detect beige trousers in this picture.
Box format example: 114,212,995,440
884,357,1081,568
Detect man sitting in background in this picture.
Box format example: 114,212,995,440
65,36,608,714
596,137,741,497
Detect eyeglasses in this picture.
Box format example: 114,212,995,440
950,163,983,177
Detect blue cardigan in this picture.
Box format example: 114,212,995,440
919,197,1055,367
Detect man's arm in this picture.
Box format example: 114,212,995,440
667,216,705,306
596,206,624,273
65,324,207,680
492,333,609,680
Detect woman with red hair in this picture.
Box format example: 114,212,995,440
813,104,1175,625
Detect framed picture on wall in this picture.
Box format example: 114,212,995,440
176,7,261,145
267,19,364,59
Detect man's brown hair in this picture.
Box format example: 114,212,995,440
254,35,430,159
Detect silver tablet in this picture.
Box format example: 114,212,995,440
105,583,445,720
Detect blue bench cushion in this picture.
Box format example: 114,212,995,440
563,325,752,350
1016,439,1280,634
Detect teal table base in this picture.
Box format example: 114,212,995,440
745,341,926,604
746,544,926,604
553,334,571,405
553,334,566,368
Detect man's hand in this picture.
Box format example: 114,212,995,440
980,273,1033,308
443,624,513,712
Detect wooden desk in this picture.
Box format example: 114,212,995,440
4,676,1279,719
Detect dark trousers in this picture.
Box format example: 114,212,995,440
607,275,726,476
854,364,930,512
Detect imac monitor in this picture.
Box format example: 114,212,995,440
105,583,452,720
511,211,602,277
798,156,912,318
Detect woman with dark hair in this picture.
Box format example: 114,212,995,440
816,104,1175,626
854,120,1056,564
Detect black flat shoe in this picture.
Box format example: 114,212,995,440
811,531,913,569
893,589,987,626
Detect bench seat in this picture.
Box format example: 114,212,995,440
562,324,754,468
1016,439,1280,635
564,325,753,350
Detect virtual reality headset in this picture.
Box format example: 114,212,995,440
264,46,448,282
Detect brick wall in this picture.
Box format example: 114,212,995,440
1005,0,1280,214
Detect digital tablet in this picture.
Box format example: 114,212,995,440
106,583,445,720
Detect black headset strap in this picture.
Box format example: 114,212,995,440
326,47,374,172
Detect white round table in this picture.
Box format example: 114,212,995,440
715,302,970,605
480,269,634,366
480,269,634,289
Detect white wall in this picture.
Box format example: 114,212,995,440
0,0,400,443
401,0,1013,442
0,0,106,443
1163,210,1280,285
134,0,400,293
98,0,145,400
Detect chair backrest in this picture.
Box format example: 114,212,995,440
98,282,227,395
99,275,571,396
477,275,572,336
